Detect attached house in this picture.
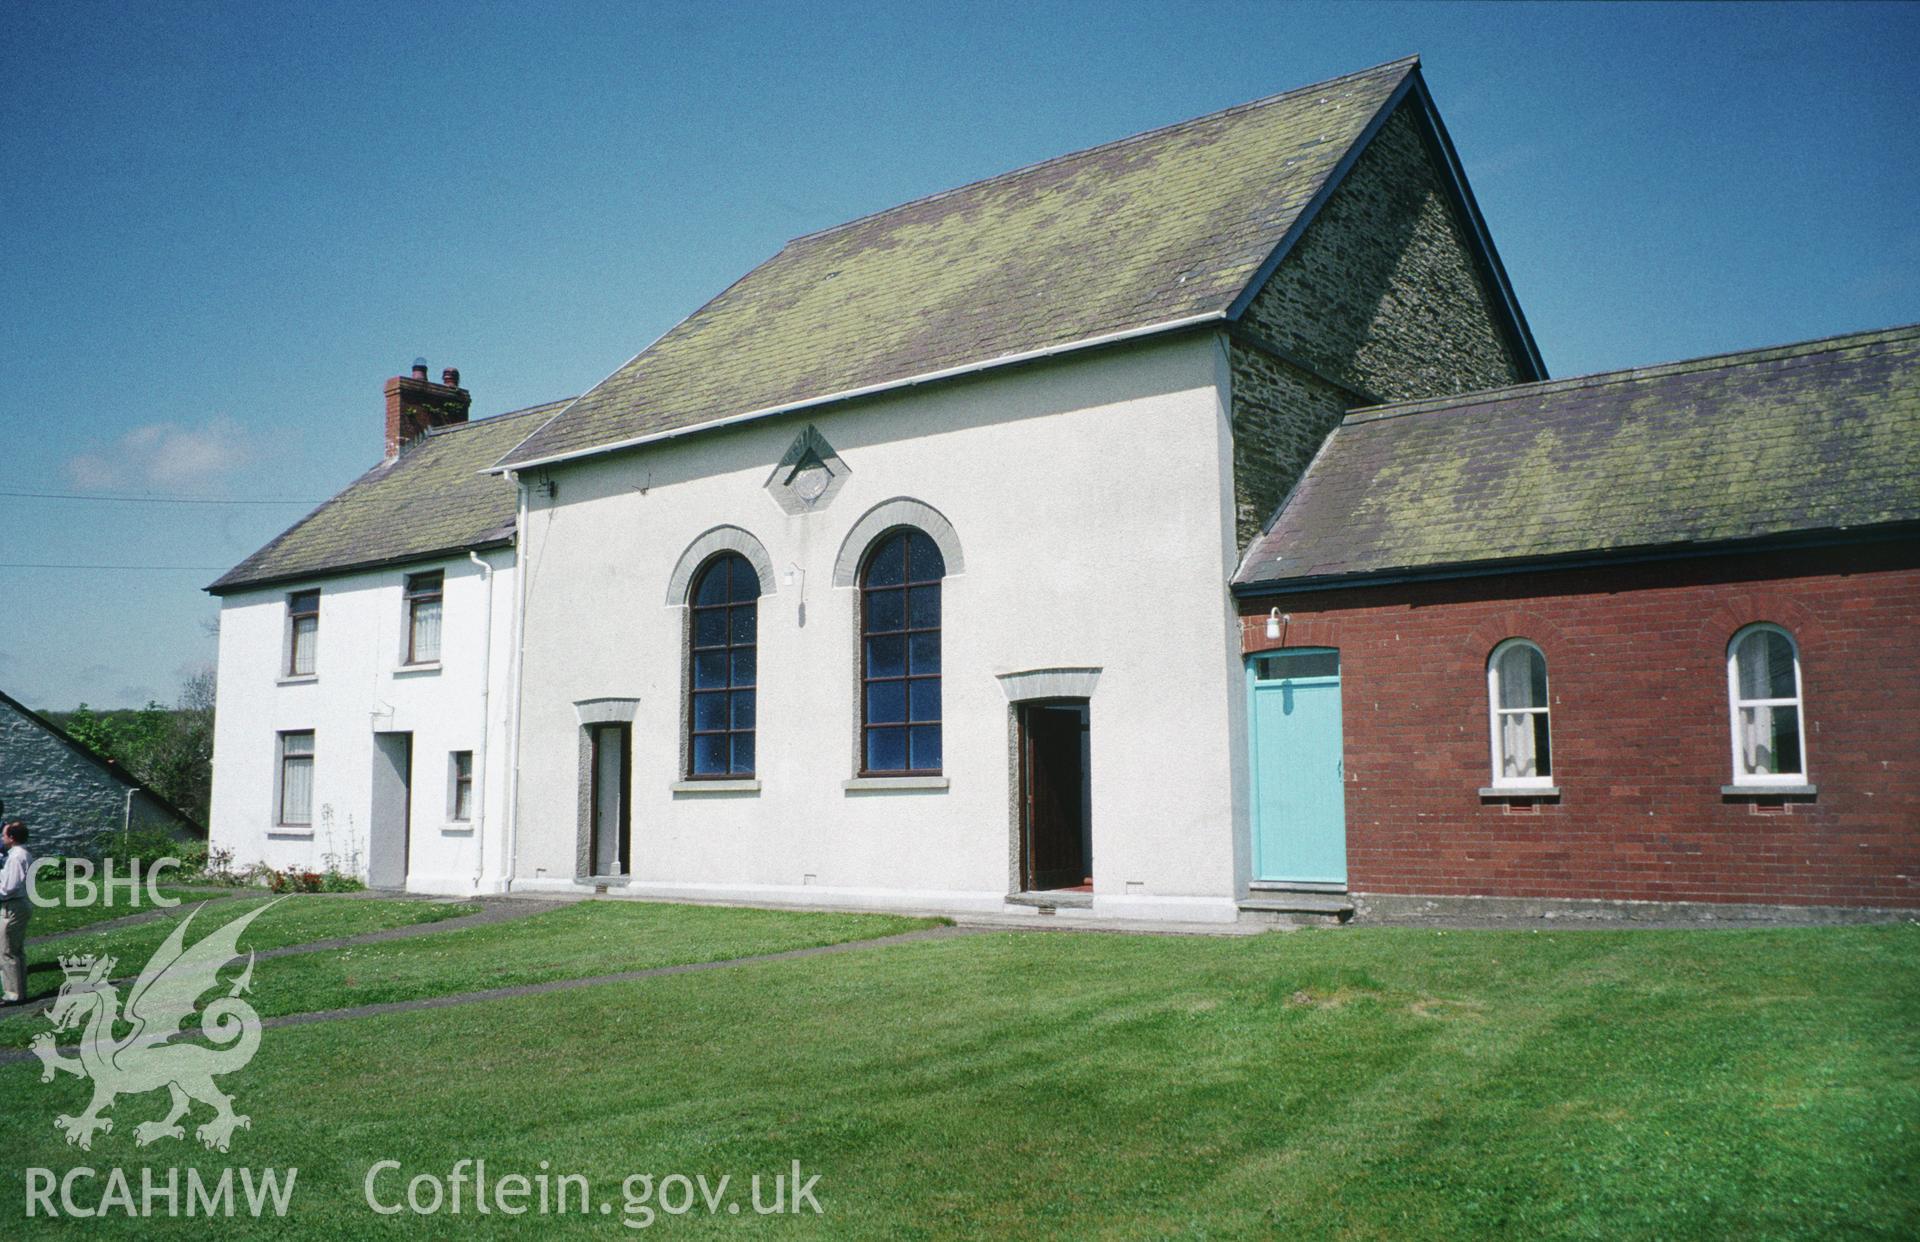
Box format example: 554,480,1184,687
206,54,1918,919
1233,326,1920,912
206,366,568,892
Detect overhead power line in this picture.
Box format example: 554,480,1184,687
0,489,325,506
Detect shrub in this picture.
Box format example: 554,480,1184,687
190,844,251,887
91,826,187,870
266,869,323,894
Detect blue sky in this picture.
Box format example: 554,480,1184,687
2,1,1915,709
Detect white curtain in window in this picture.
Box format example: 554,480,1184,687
1501,712,1536,779
1731,627,1803,779
1739,707,1768,774
290,615,317,675
281,736,314,824
412,599,442,662
1491,642,1550,782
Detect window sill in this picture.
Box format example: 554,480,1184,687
276,674,318,687
1722,783,1817,799
1479,786,1560,800
441,822,474,835
671,779,761,795
843,775,949,793
267,827,314,839
393,662,442,678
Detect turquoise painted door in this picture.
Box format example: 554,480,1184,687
1248,649,1347,885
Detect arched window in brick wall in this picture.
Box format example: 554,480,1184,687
1487,639,1552,788
1727,624,1806,785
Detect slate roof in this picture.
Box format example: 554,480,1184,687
499,57,1445,470
1234,324,1920,590
208,399,571,594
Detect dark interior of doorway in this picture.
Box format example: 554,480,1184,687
1019,700,1091,892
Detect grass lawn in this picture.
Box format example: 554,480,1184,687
4,920,1914,1237
3,900,936,1049
0,895,476,1022
25,888,240,938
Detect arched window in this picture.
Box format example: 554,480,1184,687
687,552,758,777
1488,639,1552,787
1728,624,1805,784
861,529,944,774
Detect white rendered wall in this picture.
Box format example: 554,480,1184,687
208,549,516,894
508,335,1249,921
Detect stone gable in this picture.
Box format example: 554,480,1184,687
1228,101,1532,548
0,696,194,856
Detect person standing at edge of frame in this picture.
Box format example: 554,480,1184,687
0,810,32,1005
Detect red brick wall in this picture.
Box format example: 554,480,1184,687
1237,542,1920,908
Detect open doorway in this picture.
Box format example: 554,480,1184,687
588,722,631,876
1018,700,1091,892
369,731,412,890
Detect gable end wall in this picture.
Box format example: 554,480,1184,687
0,702,186,855
1228,101,1531,548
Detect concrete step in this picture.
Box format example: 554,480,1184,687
1006,890,1094,912
1237,893,1355,927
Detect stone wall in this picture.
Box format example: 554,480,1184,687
0,699,188,857
1228,100,1533,547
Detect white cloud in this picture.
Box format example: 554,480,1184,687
65,416,254,491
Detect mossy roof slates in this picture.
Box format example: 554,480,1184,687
208,400,571,594
1235,325,1920,587
498,58,1417,468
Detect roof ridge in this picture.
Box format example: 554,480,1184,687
421,397,576,437
783,55,1420,248
1343,322,1920,426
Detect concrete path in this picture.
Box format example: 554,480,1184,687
0,924,973,1067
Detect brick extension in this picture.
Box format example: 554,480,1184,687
1239,542,1920,908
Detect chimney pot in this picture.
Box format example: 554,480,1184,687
411,358,429,381
442,367,460,388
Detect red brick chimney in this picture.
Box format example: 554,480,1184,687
384,358,471,458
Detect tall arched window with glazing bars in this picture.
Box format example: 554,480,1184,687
860,529,944,775
687,553,758,777
1727,623,1806,785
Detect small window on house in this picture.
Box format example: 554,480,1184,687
1728,624,1806,784
450,751,474,821
286,590,319,677
405,571,443,664
1488,640,1552,786
861,529,944,775
278,730,314,826
687,553,758,777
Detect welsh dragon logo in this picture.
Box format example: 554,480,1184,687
30,900,277,1153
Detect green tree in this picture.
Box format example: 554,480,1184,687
59,667,215,827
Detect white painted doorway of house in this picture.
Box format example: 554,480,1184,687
369,731,413,889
